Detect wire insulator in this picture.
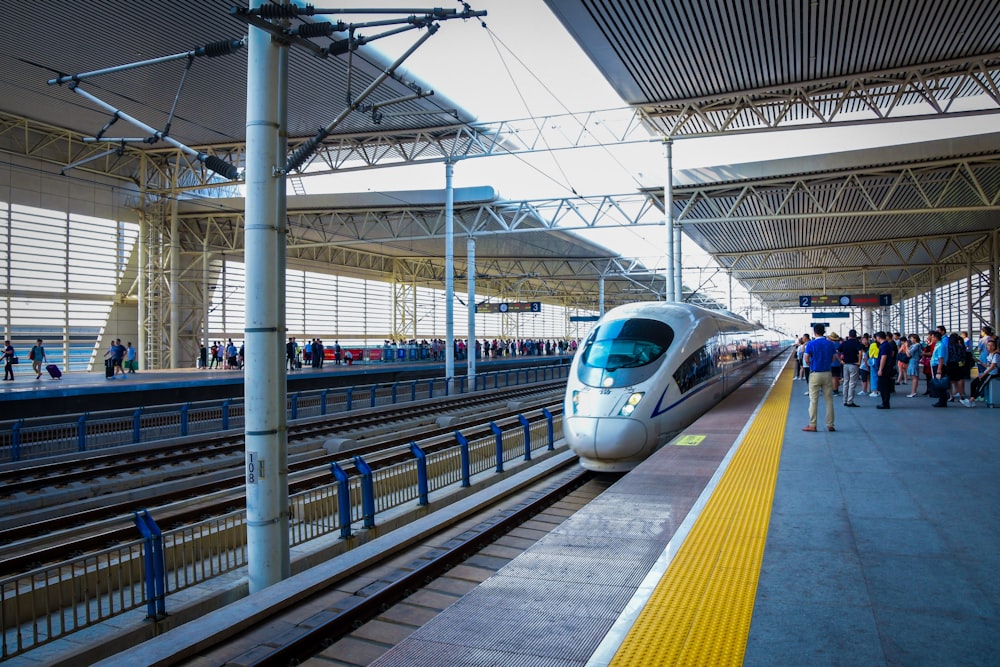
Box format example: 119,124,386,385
257,3,313,19
201,39,243,58
328,38,356,56
296,22,333,39
202,155,240,181
285,131,327,173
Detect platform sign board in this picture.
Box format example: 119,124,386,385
801,295,892,307
812,312,850,318
810,322,831,329
570,315,600,322
475,301,542,313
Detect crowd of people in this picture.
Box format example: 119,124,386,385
796,324,999,432
199,340,244,370
378,337,578,363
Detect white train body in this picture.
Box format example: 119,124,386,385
563,301,784,472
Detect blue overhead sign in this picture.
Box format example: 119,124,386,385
812,312,850,318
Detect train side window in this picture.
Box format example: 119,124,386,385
673,341,721,393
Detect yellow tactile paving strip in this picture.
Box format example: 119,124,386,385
609,363,793,667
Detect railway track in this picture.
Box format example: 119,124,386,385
0,384,565,576
164,464,612,666
0,380,565,497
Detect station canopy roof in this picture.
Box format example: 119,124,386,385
2,1,1000,313
545,0,1000,309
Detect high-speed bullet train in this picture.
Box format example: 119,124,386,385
563,301,785,472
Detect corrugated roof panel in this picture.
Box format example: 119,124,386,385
547,0,1000,103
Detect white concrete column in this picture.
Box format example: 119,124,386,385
445,160,455,393
169,198,180,368
137,199,147,371
993,229,999,328
467,236,476,382
202,238,210,362
244,6,288,592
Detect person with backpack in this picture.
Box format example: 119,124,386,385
930,331,950,407
946,332,970,406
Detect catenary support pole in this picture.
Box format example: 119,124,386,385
275,33,291,574
967,252,973,338
599,275,605,317
244,3,289,592
467,235,476,383
663,139,674,301
445,160,455,393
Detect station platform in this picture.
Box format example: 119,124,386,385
371,355,999,666
0,355,569,421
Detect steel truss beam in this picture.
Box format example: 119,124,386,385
716,231,996,307
669,154,1000,308
641,54,1000,137
672,156,1000,223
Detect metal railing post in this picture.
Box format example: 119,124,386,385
10,420,22,462
290,392,299,419
455,431,471,487
354,456,376,528
132,408,143,444
410,441,429,505
222,399,231,430
180,403,190,437
77,413,88,452
369,385,378,408
330,462,352,539
320,389,329,415
427,379,435,399
346,387,354,411
391,382,398,404
490,421,504,472
542,407,555,450
410,380,417,401
133,509,166,619
518,414,532,460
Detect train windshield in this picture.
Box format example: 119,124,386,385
580,318,674,370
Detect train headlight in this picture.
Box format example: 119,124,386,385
619,392,644,416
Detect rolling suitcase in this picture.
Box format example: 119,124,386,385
46,364,62,379
105,359,114,378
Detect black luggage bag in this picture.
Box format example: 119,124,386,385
105,359,114,378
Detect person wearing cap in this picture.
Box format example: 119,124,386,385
827,331,843,396
837,329,864,407
874,331,897,409
802,323,839,432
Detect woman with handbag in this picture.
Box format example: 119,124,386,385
3,339,15,381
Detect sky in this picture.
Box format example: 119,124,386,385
298,0,998,328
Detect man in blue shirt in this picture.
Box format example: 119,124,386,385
929,330,949,407
802,324,839,432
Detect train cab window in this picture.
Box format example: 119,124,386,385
580,318,673,370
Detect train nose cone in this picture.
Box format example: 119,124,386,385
565,417,649,461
